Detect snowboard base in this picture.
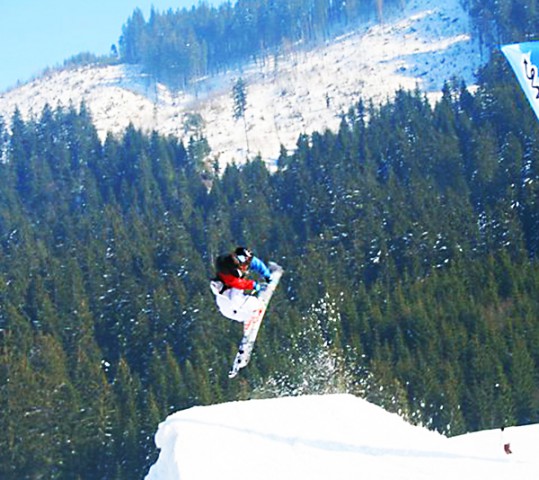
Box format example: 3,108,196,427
228,262,283,378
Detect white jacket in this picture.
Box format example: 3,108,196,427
210,280,263,322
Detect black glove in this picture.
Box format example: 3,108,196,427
264,275,272,283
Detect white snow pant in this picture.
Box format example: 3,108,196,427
210,281,263,322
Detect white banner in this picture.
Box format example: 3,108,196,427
502,42,539,120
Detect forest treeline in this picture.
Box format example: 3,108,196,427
116,0,539,88
1,49,539,477
118,0,404,87
469,0,539,47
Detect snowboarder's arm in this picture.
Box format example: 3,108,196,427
250,256,271,280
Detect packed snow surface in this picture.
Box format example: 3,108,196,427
0,0,483,168
145,394,537,480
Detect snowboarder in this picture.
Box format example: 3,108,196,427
210,247,272,322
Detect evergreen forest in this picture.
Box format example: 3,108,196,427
117,0,539,88
119,0,421,87
3,0,539,479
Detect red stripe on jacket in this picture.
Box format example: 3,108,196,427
218,272,255,290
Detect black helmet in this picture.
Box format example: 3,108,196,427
233,246,253,266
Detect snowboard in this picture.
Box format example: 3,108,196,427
228,262,283,379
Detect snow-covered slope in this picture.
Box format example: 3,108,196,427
0,0,484,167
145,394,538,480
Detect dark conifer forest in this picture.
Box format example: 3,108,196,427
2,0,539,478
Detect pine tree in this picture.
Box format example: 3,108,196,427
232,77,250,157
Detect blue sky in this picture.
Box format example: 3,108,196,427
0,0,222,92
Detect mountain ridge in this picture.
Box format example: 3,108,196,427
0,0,485,168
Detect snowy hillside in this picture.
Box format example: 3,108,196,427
145,394,538,480
0,0,484,168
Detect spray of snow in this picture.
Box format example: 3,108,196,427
255,293,361,397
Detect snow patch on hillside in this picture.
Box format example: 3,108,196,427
0,0,484,168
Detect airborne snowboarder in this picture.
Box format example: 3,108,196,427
210,246,283,377
210,246,272,322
